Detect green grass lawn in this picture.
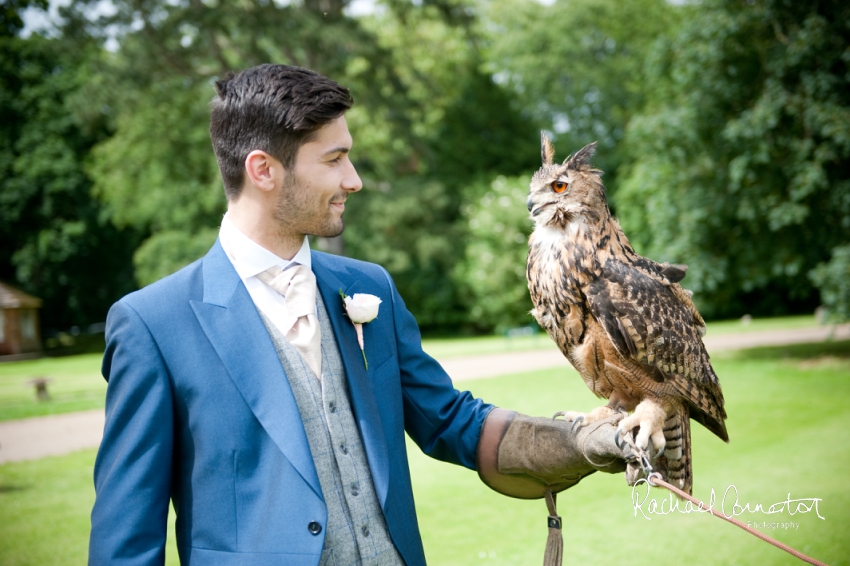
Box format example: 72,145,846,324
410,341,850,565
1,340,847,565
422,331,558,359
421,313,823,359
0,314,827,422
701,313,823,336
0,448,181,566
0,354,106,421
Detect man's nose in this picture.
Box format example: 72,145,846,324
526,196,534,211
343,161,362,193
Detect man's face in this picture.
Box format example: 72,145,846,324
273,115,362,239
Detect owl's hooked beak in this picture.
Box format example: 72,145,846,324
529,199,554,217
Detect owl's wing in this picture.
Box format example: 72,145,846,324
585,258,727,440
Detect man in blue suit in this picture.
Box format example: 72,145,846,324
89,64,633,565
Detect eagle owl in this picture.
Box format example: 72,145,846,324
525,136,728,494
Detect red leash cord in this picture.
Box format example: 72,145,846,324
646,472,828,566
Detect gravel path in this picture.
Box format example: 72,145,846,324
0,409,104,464
1,324,847,464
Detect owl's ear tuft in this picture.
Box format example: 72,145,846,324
565,141,598,171
541,132,556,165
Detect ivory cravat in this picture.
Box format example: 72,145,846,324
257,264,322,379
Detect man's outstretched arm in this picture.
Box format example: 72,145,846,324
89,301,174,566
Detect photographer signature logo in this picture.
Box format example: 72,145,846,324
631,480,825,523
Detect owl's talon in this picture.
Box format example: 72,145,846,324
625,440,654,475
614,425,630,447
552,411,566,421
616,401,667,454
570,415,585,433
614,427,627,450
615,425,642,459
638,450,654,475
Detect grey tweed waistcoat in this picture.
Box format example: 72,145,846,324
260,291,405,566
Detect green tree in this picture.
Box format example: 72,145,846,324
810,245,850,323
453,175,533,332
616,0,850,319
483,0,680,193
73,0,536,332
344,4,538,331
69,0,426,282
0,2,140,330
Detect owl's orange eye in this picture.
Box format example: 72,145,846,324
552,181,568,193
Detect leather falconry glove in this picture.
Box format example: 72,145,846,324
477,408,641,499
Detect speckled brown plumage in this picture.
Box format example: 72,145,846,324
525,136,728,495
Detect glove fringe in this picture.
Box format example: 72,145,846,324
543,490,563,566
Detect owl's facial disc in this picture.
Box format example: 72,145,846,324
528,172,571,221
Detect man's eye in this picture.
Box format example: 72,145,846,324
552,181,568,193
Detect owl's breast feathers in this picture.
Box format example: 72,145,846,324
527,218,728,442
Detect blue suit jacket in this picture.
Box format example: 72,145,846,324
89,241,493,565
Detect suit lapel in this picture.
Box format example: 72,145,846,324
312,252,391,508
190,241,321,499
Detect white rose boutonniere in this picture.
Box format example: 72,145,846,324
339,289,382,369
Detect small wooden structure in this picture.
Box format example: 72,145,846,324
27,377,53,401
0,281,43,357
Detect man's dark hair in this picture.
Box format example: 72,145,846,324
209,64,354,199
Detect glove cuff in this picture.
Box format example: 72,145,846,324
477,410,590,498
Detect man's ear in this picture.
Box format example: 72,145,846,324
244,150,282,193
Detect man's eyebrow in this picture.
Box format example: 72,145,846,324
323,146,351,156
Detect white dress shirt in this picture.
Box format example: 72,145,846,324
218,213,313,338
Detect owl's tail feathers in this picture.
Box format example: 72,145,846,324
663,406,692,496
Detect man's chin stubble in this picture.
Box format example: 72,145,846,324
315,227,344,239
305,217,345,239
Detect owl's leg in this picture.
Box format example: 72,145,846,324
615,400,667,459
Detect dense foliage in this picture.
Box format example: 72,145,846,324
73,0,537,331
0,1,140,330
484,0,678,194
455,175,533,332
616,0,850,319
2,0,848,336
810,244,850,322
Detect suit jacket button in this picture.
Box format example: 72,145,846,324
308,521,322,535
